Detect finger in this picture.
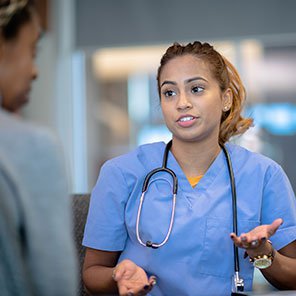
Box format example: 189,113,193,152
113,264,126,282
250,239,259,248
242,233,264,247
136,279,156,295
245,236,268,250
117,283,129,296
249,233,263,248
230,233,253,249
230,233,242,247
112,269,120,282
118,283,135,296
112,267,118,281
137,284,153,296
250,236,267,248
267,218,283,237
128,280,154,296
240,233,253,248
148,275,157,287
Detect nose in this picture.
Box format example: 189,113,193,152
177,92,192,110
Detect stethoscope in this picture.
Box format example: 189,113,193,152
135,140,245,294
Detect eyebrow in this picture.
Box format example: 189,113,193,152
185,76,208,84
160,76,208,87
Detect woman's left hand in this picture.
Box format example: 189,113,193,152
230,218,283,256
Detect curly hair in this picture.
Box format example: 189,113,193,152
157,41,253,144
0,0,36,40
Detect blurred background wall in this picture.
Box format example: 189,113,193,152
76,0,296,47
23,0,296,196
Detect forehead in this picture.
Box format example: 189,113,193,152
159,54,214,82
13,12,41,44
25,13,41,41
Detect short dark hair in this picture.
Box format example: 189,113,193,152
0,0,36,40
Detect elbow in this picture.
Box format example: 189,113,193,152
82,268,93,294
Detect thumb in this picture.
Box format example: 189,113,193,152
267,218,283,237
113,265,125,282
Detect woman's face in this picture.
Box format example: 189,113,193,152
159,54,232,145
0,12,40,112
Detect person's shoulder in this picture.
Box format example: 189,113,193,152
226,142,282,173
137,141,166,155
0,109,60,150
0,110,64,178
104,141,165,170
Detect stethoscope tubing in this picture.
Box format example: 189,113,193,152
221,145,240,273
137,141,178,248
136,191,177,248
135,140,244,291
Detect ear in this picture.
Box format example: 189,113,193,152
222,88,233,112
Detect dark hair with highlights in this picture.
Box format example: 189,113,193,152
157,41,253,144
0,0,36,41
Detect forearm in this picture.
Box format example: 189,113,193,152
261,250,296,290
83,265,118,294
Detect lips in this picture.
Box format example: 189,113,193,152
177,115,198,127
177,114,197,122
178,116,195,122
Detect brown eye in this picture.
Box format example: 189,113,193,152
163,90,176,97
192,86,204,93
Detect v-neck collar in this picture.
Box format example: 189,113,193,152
166,145,227,196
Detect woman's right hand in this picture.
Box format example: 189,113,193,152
112,259,156,296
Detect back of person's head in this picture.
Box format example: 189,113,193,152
0,0,40,112
157,41,253,144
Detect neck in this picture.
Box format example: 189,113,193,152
170,138,221,178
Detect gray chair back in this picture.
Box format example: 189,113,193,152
72,194,90,296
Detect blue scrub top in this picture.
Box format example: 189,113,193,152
83,142,296,296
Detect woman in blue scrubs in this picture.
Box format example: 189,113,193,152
82,41,296,295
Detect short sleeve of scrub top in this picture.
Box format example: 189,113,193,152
83,160,128,251
260,163,296,250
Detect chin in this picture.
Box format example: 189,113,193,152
11,96,30,113
19,94,30,107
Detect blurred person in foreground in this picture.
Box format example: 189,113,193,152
0,0,77,295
